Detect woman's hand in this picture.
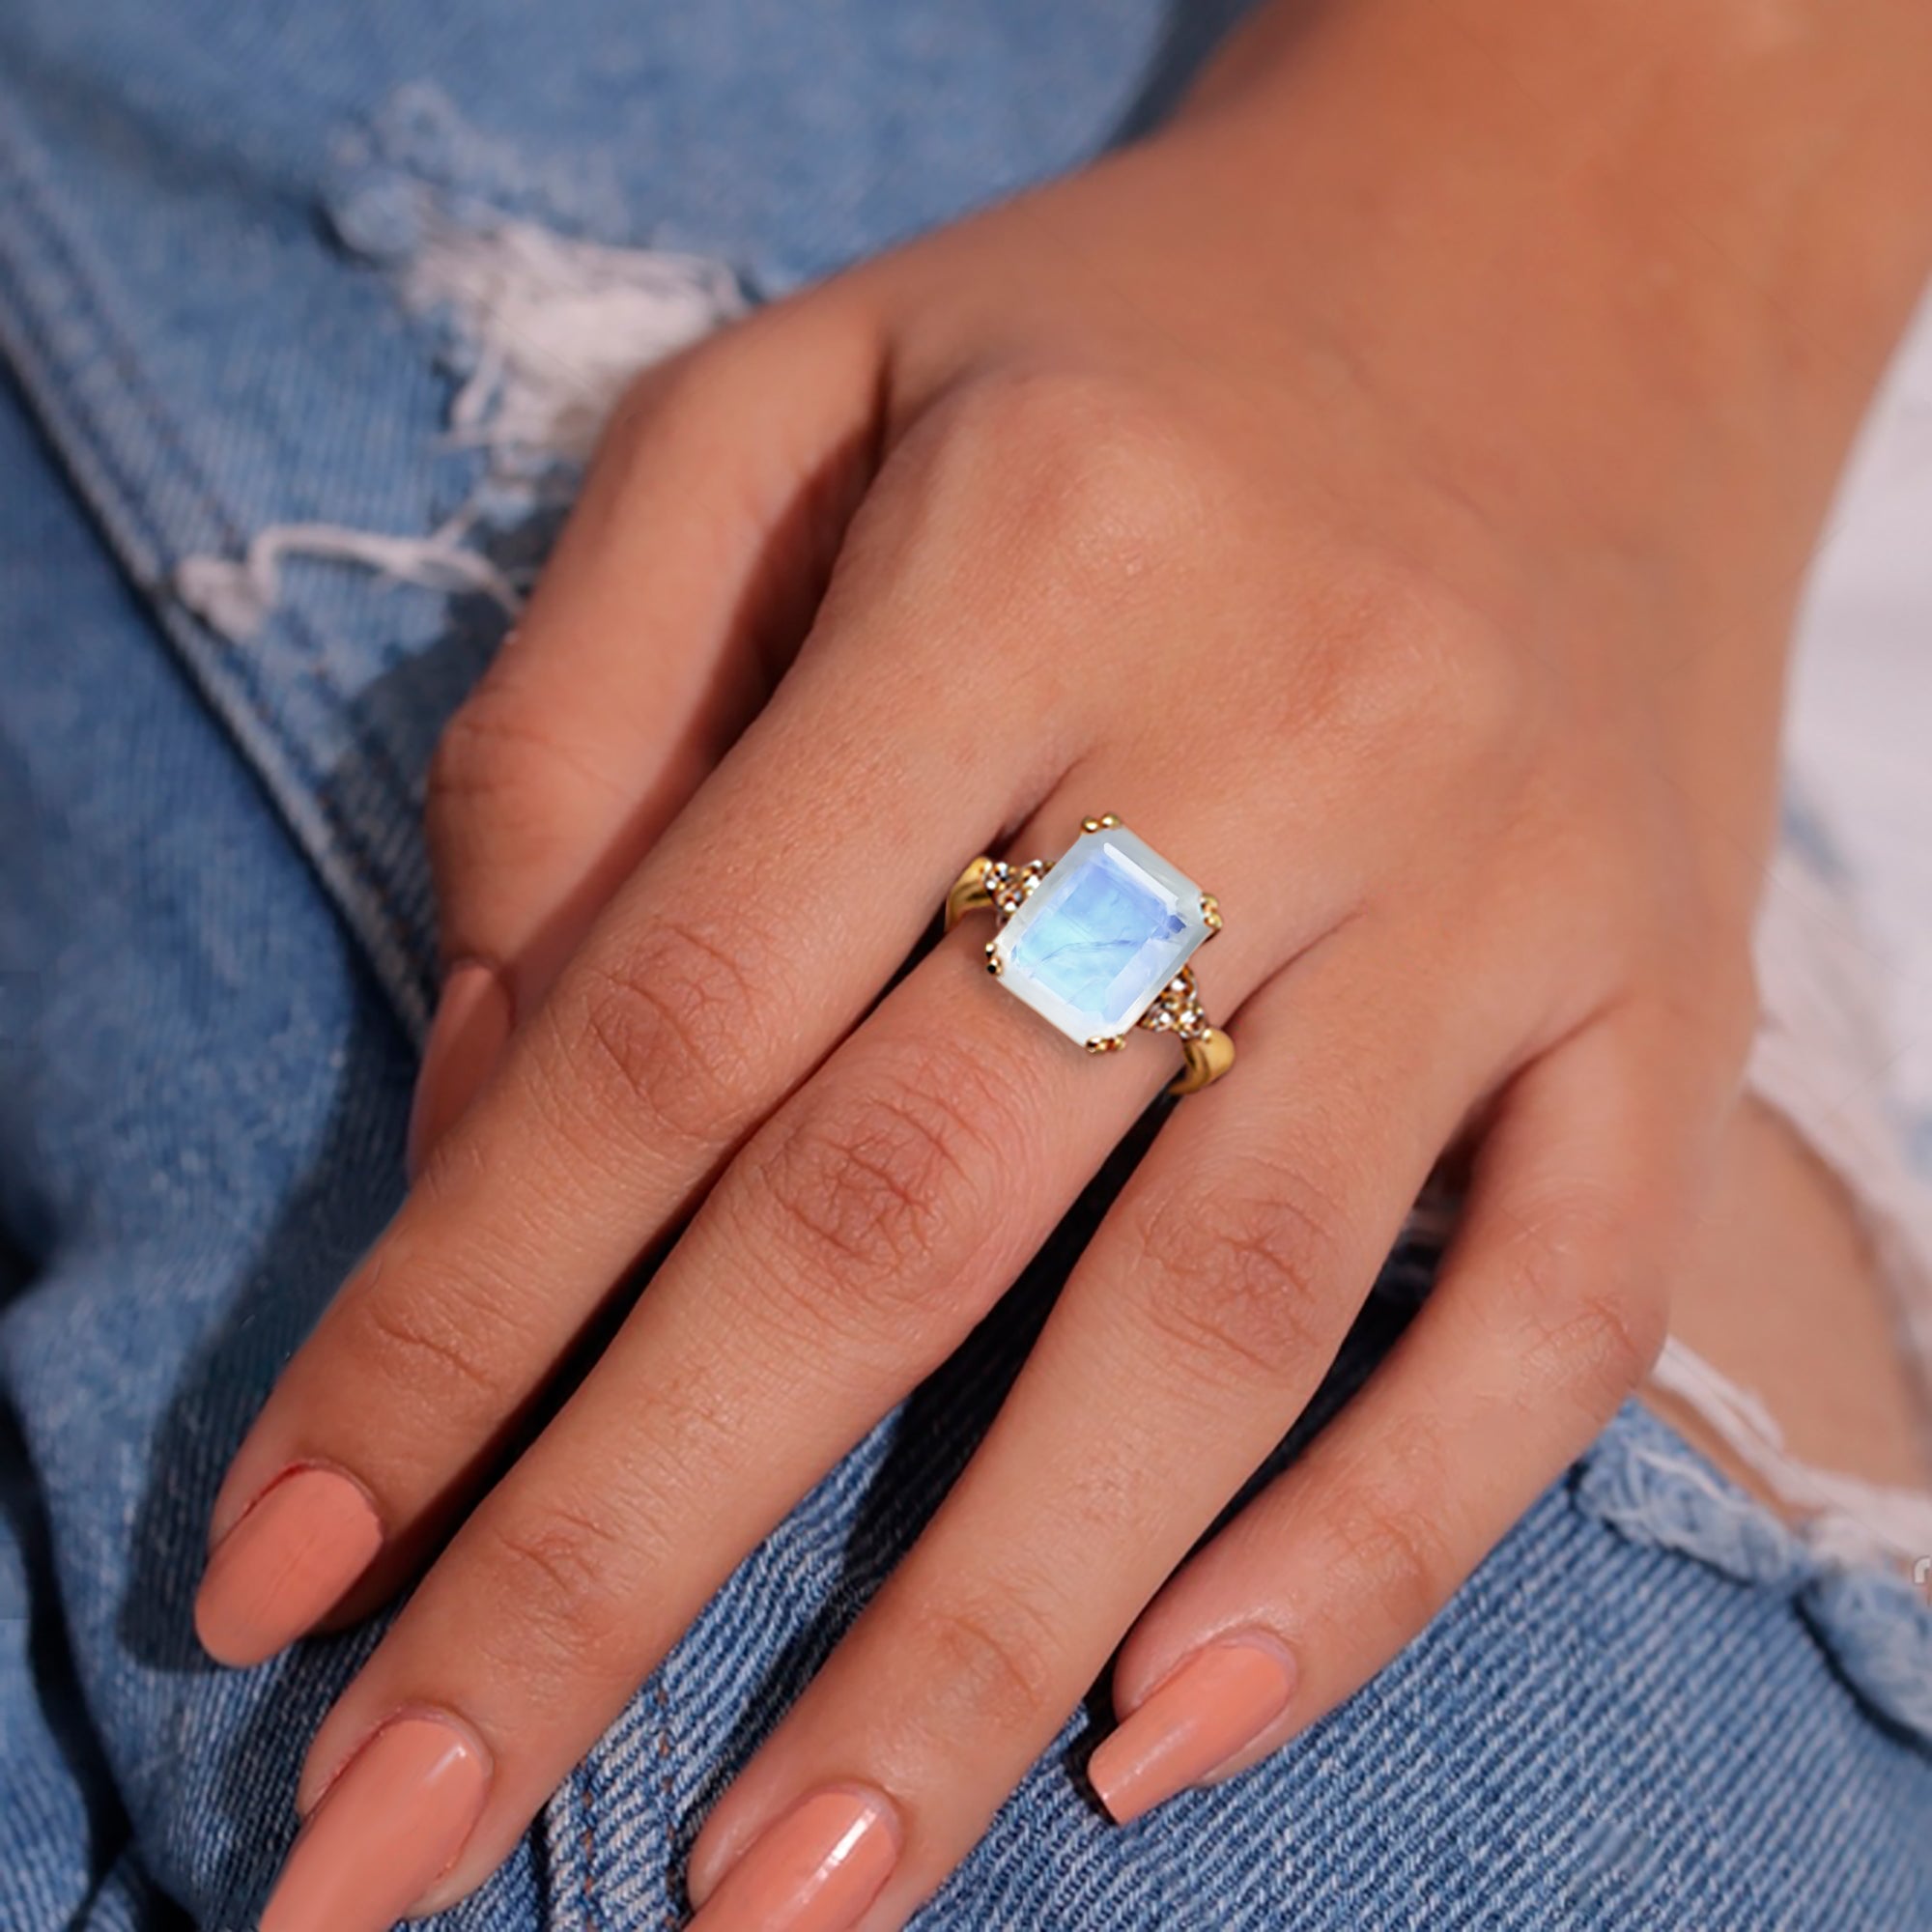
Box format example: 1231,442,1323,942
192,4,1932,1928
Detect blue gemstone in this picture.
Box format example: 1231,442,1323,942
992,826,1209,1045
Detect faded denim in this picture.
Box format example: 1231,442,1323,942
2,4,1930,1927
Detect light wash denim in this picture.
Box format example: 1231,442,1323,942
2,5,1930,1927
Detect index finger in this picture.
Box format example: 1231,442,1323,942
194,566,1066,1662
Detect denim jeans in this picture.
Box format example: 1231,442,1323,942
2,5,1930,1927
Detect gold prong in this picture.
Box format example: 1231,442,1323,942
946,856,996,931
1080,812,1122,834
984,940,1003,977
1201,893,1222,936
1167,1027,1235,1095
1085,1034,1127,1055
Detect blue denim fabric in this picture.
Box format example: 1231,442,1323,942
2,6,1930,1929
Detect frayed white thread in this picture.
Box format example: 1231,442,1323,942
1651,1336,1932,1572
175,516,521,641
174,215,746,641
406,217,745,469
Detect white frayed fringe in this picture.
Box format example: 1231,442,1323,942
174,217,746,641
174,515,522,641
1651,1338,1932,1572
411,217,745,467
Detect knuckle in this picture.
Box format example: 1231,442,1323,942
426,681,570,838
336,1261,523,1429
1535,1276,1667,1412
1658,939,1761,1086
925,368,1216,591
1498,1186,1669,1411
907,1586,1062,1737
1321,1477,1459,1632
1413,591,1535,756
476,1500,639,1673
1299,555,1532,762
358,1293,503,1403
558,914,776,1149
1709,946,1763,1069
1129,1158,1351,1387
606,349,697,451
596,343,738,502
740,1037,1014,1329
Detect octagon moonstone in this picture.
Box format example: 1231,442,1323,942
990,824,1212,1047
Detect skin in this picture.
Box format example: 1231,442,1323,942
1662,1101,1930,1496
200,0,1932,1923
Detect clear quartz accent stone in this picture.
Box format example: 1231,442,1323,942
990,825,1211,1046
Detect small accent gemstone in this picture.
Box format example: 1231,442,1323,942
990,824,1211,1046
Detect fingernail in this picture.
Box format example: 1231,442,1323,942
260,1714,490,1932
408,958,513,1179
1088,1634,1295,1825
194,1465,383,1666
689,1786,900,1932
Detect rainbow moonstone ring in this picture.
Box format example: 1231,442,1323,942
944,814,1233,1094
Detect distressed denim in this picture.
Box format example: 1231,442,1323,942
2,4,1930,1927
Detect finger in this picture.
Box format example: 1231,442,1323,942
264,781,1330,1919
412,295,883,1172
194,497,1094,1667
1091,1003,1720,1825
679,920,1522,1930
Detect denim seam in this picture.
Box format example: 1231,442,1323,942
0,110,439,1026
580,1757,601,1932
654,1676,676,1929
0,318,378,980
0,234,434,1020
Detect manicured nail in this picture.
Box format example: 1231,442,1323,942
408,958,513,1179
1089,1634,1295,1825
193,1465,384,1666
260,1714,490,1932
689,1786,900,1931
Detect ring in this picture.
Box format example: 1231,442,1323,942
944,814,1235,1094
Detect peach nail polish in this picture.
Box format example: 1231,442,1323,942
260,1714,490,1932
1089,1635,1295,1825
407,958,513,1179
689,1787,900,1931
193,1465,383,1666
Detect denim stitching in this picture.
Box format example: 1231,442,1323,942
655,1677,676,1929
578,1759,600,1932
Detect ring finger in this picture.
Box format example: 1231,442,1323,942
678,911,1529,1930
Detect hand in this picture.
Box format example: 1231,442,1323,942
192,4,1932,1928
